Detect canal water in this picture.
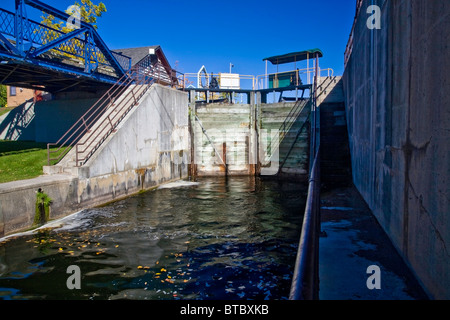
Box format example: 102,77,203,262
0,176,307,300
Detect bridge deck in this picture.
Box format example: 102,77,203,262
0,1,131,93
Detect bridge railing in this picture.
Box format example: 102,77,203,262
0,6,131,77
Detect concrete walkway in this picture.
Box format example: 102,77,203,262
318,185,429,300
0,173,73,193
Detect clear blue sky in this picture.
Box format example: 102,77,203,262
1,0,357,77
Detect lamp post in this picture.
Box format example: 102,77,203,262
229,63,234,74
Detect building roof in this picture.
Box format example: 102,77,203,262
113,45,177,86
113,46,161,67
263,49,324,65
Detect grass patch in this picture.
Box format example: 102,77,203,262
0,108,14,118
0,140,63,183
0,140,49,154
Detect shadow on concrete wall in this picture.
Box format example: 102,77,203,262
0,100,36,141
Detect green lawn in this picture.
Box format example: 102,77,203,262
0,140,63,183
0,108,13,118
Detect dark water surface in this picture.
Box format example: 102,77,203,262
0,177,307,300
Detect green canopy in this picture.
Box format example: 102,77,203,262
263,49,323,65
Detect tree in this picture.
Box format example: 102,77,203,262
41,0,107,32
40,0,107,63
0,85,6,108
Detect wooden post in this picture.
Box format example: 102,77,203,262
223,142,228,177
188,90,197,180
255,91,262,176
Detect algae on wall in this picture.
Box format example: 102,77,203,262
34,188,52,226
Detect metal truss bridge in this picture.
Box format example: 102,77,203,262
0,0,131,93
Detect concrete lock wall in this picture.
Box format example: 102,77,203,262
0,84,189,237
343,0,450,299
191,99,311,179
193,103,255,176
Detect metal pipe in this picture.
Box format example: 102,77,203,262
289,75,321,299
289,149,321,300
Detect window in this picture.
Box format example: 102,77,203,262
10,86,16,96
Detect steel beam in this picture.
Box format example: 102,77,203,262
30,26,88,57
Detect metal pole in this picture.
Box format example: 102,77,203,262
265,60,268,89
307,52,310,85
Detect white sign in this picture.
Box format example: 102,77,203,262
220,73,240,90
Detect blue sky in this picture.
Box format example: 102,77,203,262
1,0,357,77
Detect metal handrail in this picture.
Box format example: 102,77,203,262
262,95,311,166
256,68,334,89
47,71,132,165
75,68,156,166
289,78,321,300
289,149,321,300
47,58,173,166
277,101,312,173
278,97,309,143
179,68,334,93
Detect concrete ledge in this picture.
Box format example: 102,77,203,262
0,163,189,238
0,174,75,237
1,84,190,238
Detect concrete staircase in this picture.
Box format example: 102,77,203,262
317,76,344,105
319,102,352,190
45,84,149,175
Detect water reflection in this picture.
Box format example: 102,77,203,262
0,176,307,300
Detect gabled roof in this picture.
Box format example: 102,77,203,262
113,46,160,67
263,49,323,65
113,45,177,86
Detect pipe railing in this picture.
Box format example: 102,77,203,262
47,69,134,166
289,149,321,300
74,67,156,166
179,68,334,92
47,57,176,166
289,69,321,300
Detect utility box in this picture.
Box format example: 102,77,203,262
269,71,300,88
220,73,240,90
